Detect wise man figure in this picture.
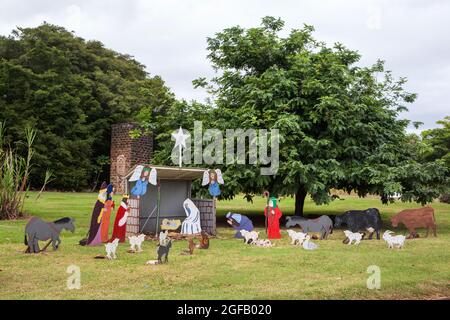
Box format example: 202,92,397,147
264,197,282,239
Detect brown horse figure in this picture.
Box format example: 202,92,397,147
391,207,436,239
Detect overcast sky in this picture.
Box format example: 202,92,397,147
1,0,448,131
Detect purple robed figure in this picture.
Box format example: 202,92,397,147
226,212,254,238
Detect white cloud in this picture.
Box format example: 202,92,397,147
0,0,448,130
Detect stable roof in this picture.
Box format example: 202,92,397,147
124,164,206,181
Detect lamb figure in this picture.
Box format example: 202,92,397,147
239,230,259,244
128,233,146,252
287,229,307,246
105,238,120,260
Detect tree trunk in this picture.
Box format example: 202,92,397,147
295,186,307,216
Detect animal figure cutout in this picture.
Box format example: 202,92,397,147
160,218,182,231
105,238,120,260
343,230,364,245
285,215,333,239
302,235,319,250
252,239,274,247
202,169,224,197
159,230,168,244
391,207,436,238
181,199,202,235
334,208,382,240
157,238,173,263
196,231,210,249
383,230,406,249
128,234,146,252
287,229,307,246
25,217,75,253
240,230,259,244
129,165,157,198
180,238,196,255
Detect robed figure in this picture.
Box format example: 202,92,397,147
181,199,202,235
86,182,108,246
110,195,129,243
226,212,254,239
264,197,282,239
100,184,114,243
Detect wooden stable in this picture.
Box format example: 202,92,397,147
123,165,217,237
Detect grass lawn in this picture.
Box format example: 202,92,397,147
0,191,449,300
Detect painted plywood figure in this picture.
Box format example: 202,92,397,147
202,169,224,197
181,198,202,235
129,165,157,198
110,195,129,243
264,197,282,239
100,184,115,243
226,212,254,239
85,182,108,246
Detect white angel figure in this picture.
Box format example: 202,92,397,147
181,198,202,235
129,166,157,197
202,169,224,197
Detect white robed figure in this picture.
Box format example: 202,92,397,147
181,198,202,235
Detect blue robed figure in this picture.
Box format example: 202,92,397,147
226,212,254,238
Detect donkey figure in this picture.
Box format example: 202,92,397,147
24,217,75,253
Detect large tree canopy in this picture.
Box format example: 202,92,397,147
0,23,174,190
197,17,448,214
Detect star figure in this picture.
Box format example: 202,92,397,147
172,127,190,149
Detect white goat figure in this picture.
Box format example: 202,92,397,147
302,235,318,250
383,230,406,249
240,230,259,244
343,230,364,245
105,238,120,260
287,229,307,246
128,233,146,252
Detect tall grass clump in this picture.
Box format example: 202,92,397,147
0,122,36,219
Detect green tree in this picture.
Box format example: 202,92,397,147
421,116,450,169
0,23,174,190
200,17,448,215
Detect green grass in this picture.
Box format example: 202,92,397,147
0,191,449,300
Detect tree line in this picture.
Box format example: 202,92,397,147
0,18,448,215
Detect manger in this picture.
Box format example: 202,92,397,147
123,164,217,237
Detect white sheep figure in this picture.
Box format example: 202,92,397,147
105,238,120,260
383,230,406,249
302,235,318,250
343,230,364,245
128,234,146,252
240,230,259,244
287,229,307,246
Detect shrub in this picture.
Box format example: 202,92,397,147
0,122,35,219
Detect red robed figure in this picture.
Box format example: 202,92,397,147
110,196,129,243
264,206,282,239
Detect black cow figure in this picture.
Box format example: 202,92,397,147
334,208,382,240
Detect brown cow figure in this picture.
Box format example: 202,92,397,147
391,207,436,239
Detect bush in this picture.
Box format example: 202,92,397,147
439,193,450,204
0,122,35,219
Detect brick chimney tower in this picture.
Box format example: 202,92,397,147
110,123,153,194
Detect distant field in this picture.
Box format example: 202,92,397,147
0,191,449,299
